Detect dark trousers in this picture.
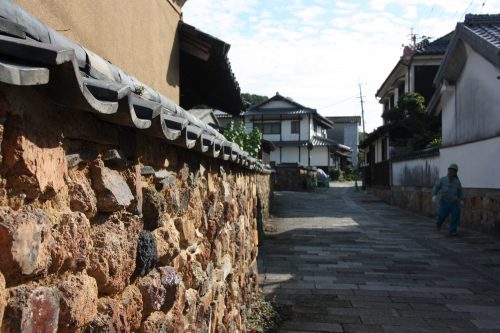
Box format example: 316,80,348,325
436,200,460,234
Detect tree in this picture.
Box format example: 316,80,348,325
382,92,441,151
224,121,262,158
241,93,268,109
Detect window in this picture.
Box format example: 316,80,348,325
398,83,405,100
291,121,300,134
381,138,388,161
254,122,281,134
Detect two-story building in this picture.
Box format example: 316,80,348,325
326,116,361,168
427,14,500,190
361,32,453,189
243,93,350,171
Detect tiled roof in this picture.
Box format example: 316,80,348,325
415,32,454,55
464,14,500,48
245,93,334,129
359,122,400,149
427,14,500,114
188,109,220,126
213,110,235,119
310,136,339,147
244,108,312,116
0,2,266,172
326,116,361,124
377,31,452,98
248,92,310,111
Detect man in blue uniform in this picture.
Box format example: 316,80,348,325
432,163,464,236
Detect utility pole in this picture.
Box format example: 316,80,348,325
358,83,366,135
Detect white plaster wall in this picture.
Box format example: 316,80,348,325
262,100,291,108
441,90,456,146
453,46,500,144
309,147,329,167
392,156,440,186
440,136,500,189
301,117,310,139
280,147,300,163
300,149,309,165
270,149,280,164
281,118,309,141
270,146,329,167
372,137,389,163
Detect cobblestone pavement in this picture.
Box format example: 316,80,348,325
258,183,500,333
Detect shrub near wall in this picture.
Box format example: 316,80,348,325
0,87,270,332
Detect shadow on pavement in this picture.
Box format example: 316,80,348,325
258,188,500,333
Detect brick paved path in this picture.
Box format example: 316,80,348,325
258,183,500,333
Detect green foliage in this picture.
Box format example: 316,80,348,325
242,93,269,108
382,92,426,122
381,92,441,152
328,168,342,181
426,137,442,148
328,168,358,181
133,85,145,95
343,168,358,181
224,121,262,158
382,107,403,122
399,92,426,116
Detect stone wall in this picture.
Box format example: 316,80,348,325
0,86,271,332
389,186,500,238
367,187,392,204
275,164,316,191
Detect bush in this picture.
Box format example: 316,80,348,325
224,121,262,158
328,168,341,181
426,137,442,148
343,168,358,181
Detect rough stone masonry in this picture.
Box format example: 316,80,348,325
0,85,271,332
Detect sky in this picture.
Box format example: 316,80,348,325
183,0,500,132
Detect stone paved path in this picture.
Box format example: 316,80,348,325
258,183,500,333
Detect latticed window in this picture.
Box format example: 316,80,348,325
254,122,281,134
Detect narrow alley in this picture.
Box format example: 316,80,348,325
259,183,500,333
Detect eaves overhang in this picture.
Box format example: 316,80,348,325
0,1,268,173
179,22,244,116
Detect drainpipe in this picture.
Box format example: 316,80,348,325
279,114,282,163
388,134,393,204
298,117,301,163
308,114,311,166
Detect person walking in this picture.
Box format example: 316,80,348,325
432,163,464,236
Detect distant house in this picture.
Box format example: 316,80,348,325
326,116,361,167
189,109,221,129
361,32,453,189
427,14,500,190
243,93,350,171
213,110,243,129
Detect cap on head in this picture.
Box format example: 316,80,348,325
448,163,458,171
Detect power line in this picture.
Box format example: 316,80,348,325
479,0,487,14
459,0,475,20
318,95,357,110
414,5,436,37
